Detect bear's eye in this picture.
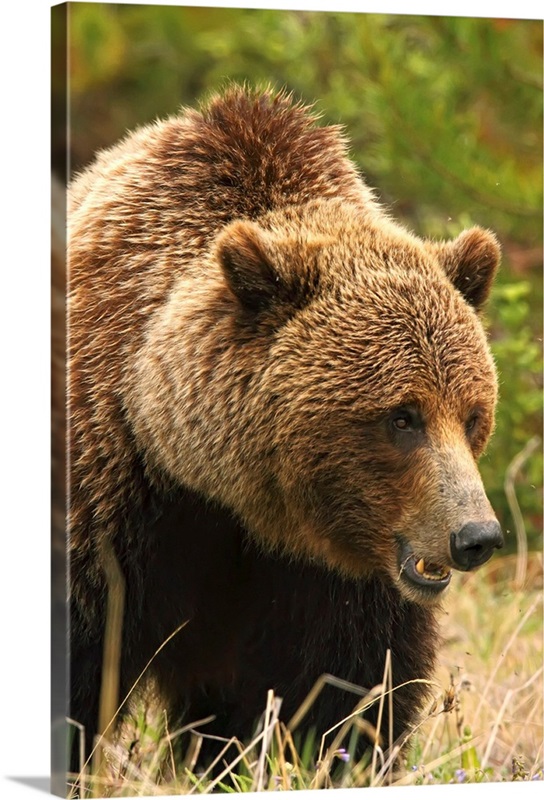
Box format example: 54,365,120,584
390,406,423,433
465,413,480,434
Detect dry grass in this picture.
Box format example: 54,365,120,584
397,550,543,788
68,550,543,797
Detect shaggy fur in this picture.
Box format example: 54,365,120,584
67,87,501,769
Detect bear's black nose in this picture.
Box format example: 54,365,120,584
450,521,504,571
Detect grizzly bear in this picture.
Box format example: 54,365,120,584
66,86,503,777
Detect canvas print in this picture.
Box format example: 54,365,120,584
51,3,543,797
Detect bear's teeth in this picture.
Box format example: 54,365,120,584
415,558,450,581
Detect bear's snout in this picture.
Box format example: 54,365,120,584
450,520,504,571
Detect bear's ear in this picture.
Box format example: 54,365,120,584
434,227,501,311
216,219,293,315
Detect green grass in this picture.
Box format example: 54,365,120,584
68,550,542,796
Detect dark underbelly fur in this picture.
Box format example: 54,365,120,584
69,486,438,775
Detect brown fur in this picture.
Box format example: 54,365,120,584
67,86,501,766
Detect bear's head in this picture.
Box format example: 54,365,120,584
129,198,503,607
212,200,503,605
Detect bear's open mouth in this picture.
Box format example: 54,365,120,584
396,537,452,594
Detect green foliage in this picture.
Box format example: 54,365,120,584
482,280,543,550
66,7,543,248
63,5,542,552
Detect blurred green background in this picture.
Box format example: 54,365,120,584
54,3,543,554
